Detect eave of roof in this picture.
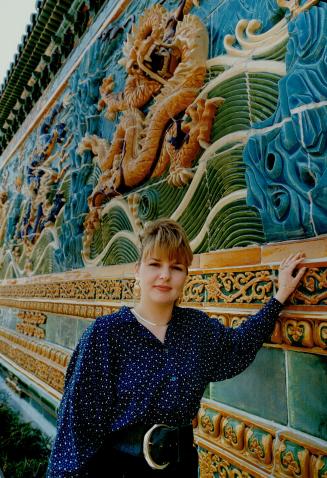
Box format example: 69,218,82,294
0,0,106,154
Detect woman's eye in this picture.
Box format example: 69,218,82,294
149,263,159,266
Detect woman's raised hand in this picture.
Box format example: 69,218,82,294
274,252,307,304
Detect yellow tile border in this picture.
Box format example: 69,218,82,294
195,399,327,478
197,399,327,454
199,400,278,435
195,436,270,478
0,352,62,402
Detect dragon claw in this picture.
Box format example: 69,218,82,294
168,167,194,187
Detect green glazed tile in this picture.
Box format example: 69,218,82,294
76,318,93,342
210,348,287,424
202,384,210,399
287,351,327,440
45,315,59,344
60,316,78,350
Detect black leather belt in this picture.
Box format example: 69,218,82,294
110,423,194,470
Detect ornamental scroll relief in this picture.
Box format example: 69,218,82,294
16,310,47,339
198,450,256,478
0,267,326,304
207,311,327,351
0,266,326,354
0,328,69,393
196,402,327,478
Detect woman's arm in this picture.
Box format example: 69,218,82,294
46,318,114,478
205,253,306,383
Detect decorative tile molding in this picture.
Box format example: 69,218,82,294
0,265,326,307
182,274,207,303
193,269,273,304
197,403,277,474
187,267,327,307
208,310,327,354
292,268,327,305
197,445,259,478
281,316,327,351
274,433,325,478
195,400,327,478
0,258,325,357
0,328,69,393
16,310,47,339
0,298,119,320
0,278,135,302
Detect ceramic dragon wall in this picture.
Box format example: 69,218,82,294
0,1,326,477
0,0,326,276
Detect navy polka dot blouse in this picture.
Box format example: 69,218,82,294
46,297,283,477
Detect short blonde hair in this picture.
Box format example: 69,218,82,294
137,218,193,270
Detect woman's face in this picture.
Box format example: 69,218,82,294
135,248,188,306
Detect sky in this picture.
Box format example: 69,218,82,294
0,0,37,87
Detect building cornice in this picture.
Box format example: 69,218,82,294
0,0,106,154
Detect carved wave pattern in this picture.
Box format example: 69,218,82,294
101,237,139,265
209,72,281,136
90,206,136,263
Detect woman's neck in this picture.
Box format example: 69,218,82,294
134,300,174,326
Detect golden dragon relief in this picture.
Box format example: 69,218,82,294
77,2,223,253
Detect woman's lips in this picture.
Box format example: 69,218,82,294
154,286,172,291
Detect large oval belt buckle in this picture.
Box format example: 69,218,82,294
143,424,172,470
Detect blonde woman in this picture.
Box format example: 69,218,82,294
46,218,306,477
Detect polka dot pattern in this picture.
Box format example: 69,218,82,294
46,297,283,477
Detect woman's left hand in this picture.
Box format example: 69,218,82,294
274,252,307,304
